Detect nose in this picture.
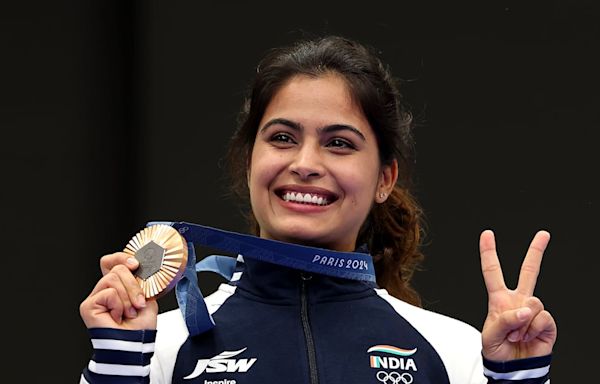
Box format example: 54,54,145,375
289,142,325,180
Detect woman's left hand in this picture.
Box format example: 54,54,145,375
479,230,557,361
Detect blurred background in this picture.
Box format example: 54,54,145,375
2,0,597,381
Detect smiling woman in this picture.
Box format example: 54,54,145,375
249,74,395,254
79,36,556,384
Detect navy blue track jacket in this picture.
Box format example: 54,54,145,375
81,257,551,383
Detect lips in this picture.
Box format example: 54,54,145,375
275,186,338,206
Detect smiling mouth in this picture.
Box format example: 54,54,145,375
276,190,337,206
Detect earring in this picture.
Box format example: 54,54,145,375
378,192,386,199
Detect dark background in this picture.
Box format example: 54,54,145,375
2,0,597,381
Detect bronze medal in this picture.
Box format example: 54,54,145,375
123,224,188,299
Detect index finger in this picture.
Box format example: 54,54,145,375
480,229,507,294
100,252,139,276
516,230,551,296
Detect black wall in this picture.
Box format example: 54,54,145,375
2,1,597,381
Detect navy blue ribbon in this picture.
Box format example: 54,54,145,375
148,221,375,336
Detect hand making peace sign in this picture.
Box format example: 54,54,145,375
480,230,557,361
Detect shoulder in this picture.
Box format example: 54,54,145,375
374,288,483,381
151,283,238,382
374,288,481,340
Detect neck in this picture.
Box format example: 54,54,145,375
258,231,356,253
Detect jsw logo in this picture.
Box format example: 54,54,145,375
184,348,257,380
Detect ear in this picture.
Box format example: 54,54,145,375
375,159,398,203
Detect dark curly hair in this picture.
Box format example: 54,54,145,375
225,36,425,306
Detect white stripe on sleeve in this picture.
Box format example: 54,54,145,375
87,361,151,377
91,338,155,353
483,365,550,380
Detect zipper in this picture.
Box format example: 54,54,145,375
301,273,319,384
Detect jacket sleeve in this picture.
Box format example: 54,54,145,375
80,328,158,384
483,354,552,383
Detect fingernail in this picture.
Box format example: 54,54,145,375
508,331,520,342
128,307,138,318
137,294,146,308
127,257,138,266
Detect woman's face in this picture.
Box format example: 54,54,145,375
248,74,396,251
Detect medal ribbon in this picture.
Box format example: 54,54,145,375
148,221,375,336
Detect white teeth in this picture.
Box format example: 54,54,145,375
282,192,329,206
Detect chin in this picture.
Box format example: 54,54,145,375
259,219,356,250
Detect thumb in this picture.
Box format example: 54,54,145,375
125,256,140,271
100,252,140,275
486,307,533,345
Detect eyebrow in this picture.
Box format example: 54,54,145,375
259,118,367,142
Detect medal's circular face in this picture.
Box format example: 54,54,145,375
123,224,188,299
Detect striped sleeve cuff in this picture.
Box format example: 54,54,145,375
81,328,157,384
483,354,551,383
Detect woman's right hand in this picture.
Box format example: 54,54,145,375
80,252,158,330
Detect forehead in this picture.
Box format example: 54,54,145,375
260,74,370,131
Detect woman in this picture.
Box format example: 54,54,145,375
80,36,556,383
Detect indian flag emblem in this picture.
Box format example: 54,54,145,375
368,345,418,371
367,345,417,356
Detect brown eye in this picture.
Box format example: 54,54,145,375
327,138,355,150
270,132,296,145
273,133,292,142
